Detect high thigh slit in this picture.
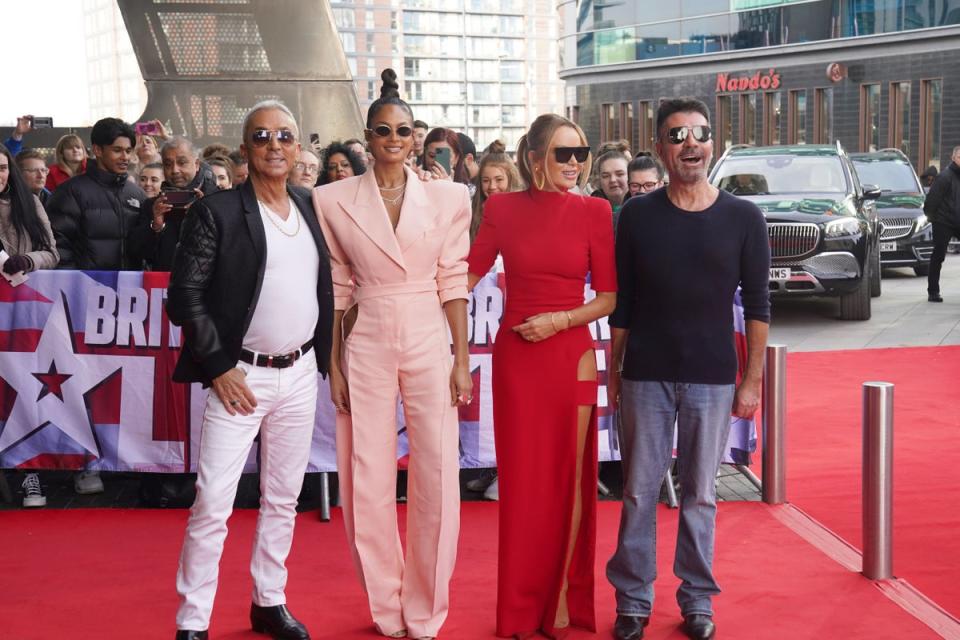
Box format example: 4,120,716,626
465,187,617,639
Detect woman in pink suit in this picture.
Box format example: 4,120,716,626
312,69,472,640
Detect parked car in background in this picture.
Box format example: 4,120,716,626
710,144,881,320
850,149,933,276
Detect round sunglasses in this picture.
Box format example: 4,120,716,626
665,125,712,145
366,125,414,138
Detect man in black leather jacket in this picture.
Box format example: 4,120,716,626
129,136,219,271
924,145,960,302
45,118,146,270
166,100,333,640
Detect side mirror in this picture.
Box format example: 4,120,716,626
862,184,882,200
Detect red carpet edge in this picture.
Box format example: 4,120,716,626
770,503,960,639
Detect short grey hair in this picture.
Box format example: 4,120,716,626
953,145,960,157
241,99,300,142
160,136,196,158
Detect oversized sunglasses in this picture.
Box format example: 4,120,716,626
554,146,590,163
666,125,712,144
367,125,414,138
250,129,296,146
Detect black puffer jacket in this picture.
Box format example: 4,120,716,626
923,162,960,227
129,162,219,271
45,162,146,270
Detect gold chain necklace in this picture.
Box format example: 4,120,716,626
380,186,406,207
261,200,301,237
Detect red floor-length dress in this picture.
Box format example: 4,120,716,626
467,187,617,637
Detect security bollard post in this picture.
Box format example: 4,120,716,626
862,382,894,580
761,344,787,504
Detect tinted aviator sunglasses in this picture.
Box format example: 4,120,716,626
367,125,414,138
666,125,712,144
250,129,296,146
554,146,590,163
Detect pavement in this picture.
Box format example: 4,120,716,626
3,256,957,510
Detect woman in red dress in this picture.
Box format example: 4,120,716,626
467,114,617,639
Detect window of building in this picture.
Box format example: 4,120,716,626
739,94,756,145
365,10,374,28
637,100,655,152
620,102,635,153
860,83,881,152
716,95,733,156
814,87,833,144
763,91,782,145
571,105,580,125
333,8,355,29
888,81,911,158
919,79,942,171
600,103,617,142
788,90,806,144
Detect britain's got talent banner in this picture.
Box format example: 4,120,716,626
0,270,756,473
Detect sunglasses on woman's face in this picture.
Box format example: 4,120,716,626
250,129,297,147
553,146,590,163
665,125,712,145
367,125,414,138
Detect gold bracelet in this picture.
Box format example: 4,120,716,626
550,312,559,333
565,310,574,328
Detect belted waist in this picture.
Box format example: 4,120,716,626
352,280,438,302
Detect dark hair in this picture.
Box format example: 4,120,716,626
655,98,711,138
202,143,232,161
628,154,665,180
366,68,414,129
0,144,52,253
413,120,429,130
90,117,136,148
142,161,163,172
424,127,470,184
921,165,939,179
458,132,477,160
227,150,246,166
318,141,367,186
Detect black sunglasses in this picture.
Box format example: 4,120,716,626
666,125,712,145
554,146,590,163
250,129,297,147
367,125,414,138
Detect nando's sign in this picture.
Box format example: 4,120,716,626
716,68,782,93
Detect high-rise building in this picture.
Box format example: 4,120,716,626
331,0,562,151
82,0,147,125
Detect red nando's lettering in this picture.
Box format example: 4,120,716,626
716,69,782,93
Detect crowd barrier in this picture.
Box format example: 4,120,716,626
0,270,756,473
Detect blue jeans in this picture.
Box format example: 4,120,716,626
606,380,735,618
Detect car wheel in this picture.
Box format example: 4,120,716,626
840,272,872,321
914,263,930,277
870,246,882,298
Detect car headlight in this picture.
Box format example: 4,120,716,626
824,218,862,238
914,214,929,232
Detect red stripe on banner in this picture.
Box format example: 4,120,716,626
0,329,43,352
17,453,89,470
86,369,122,425
0,279,52,303
0,375,17,420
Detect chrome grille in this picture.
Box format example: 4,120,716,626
767,223,820,259
880,217,915,240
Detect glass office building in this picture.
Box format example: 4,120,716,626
559,0,960,170
331,0,563,151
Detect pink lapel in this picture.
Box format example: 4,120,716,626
394,165,434,254
337,170,405,270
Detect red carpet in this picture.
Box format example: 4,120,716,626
783,346,960,617
0,502,940,639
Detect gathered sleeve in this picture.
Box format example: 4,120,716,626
587,198,617,292
436,184,471,304
312,191,354,311
467,192,500,277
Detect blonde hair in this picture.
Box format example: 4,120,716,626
54,134,86,176
470,140,522,242
516,114,591,191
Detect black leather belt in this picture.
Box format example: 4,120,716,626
240,341,313,369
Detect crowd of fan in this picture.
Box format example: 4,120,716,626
0,111,670,507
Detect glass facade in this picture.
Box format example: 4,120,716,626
561,0,960,69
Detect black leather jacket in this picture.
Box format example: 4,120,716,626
45,162,146,270
924,162,960,227
166,180,334,386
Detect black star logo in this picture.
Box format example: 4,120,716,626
32,361,73,402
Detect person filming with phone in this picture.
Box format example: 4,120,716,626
130,136,218,271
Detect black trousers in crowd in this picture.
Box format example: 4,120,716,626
927,222,960,294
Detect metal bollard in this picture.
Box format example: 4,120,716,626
319,472,331,522
862,382,894,580
761,344,787,504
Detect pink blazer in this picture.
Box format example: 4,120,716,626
311,166,471,311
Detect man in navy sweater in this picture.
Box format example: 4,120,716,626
606,98,770,640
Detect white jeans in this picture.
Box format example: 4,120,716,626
175,349,318,630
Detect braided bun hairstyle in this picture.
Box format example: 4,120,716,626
366,68,414,128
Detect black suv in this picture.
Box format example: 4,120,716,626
850,149,933,276
709,144,881,321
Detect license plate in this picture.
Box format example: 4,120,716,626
880,241,897,252
769,267,791,281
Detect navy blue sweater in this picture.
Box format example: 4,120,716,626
610,188,770,384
